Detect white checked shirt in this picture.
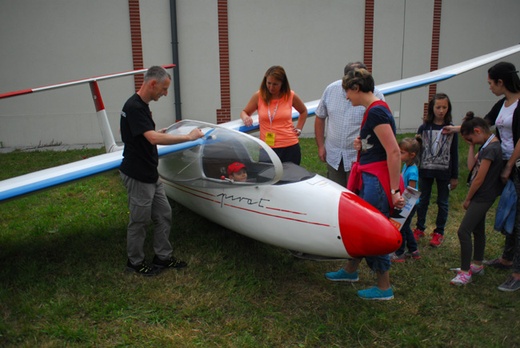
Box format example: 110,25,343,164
315,80,385,171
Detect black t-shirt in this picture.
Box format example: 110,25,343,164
119,93,159,183
417,122,459,180
359,104,396,165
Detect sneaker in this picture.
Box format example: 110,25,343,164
450,265,484,275
406,250,421,260
450,270,472,286
325,268,359,282
498,276,520,292
126,260,160,276
390,252,406,263
153,255,188,270
484,258,512,270
413,228,425,240
358,286,394,300
429,232,444,247
470,264,484,275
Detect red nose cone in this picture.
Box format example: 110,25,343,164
338,191,402,258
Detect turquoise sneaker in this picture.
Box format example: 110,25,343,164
357,286,394,300
325,268,359,282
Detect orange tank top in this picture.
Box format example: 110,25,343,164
257,90,298,148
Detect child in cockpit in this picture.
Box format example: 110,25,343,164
227,162,248,182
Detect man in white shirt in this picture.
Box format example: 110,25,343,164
315,62,385,187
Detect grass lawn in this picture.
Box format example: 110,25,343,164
0,136,519,347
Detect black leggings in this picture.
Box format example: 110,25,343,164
457,200,495,271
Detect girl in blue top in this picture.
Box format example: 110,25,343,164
391,137,422,262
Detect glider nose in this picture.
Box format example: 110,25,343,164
338,191,402,258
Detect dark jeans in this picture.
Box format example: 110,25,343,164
416,176,450,235
396,205,418,255
502,169,520,273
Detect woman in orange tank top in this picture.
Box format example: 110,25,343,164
241,66,308,164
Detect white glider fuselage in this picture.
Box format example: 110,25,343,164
157,121,401,259
163,176,402,259
164,175,351,257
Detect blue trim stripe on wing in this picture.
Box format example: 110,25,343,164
0,138,207,202
0,158,122,202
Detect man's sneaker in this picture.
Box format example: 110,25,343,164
498,276,520,292
450,270,472,286
484,258,513,270
406,250,421,260
126,260,160,276
153,255,188,270
325,268,359,282
429,232,444,247
390,252,406,263
470,264,484,275
413,228,426,240
358,286,394,300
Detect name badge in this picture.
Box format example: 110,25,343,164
265,132,276,147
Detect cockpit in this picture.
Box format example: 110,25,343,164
158,120,315,188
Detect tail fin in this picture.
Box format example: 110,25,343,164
89,81,122,153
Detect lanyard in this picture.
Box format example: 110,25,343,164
467,133,496,186
480,133,496,151
267,99,279,128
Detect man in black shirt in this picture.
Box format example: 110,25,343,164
120,66,204,276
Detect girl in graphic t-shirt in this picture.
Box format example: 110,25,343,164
414,93,459,248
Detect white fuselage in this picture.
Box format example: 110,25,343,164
161,171,402,259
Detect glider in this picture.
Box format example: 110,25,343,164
1,44,520,259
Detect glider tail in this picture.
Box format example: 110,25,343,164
89,81,122,153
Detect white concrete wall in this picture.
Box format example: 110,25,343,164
0,0,174,147
0,0,133,147
227,0,365,132
436,0,520,126
375,0,520,131
374,0,434,131
175,1,221,122
1,0,520,147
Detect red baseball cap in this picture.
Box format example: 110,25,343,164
227,162,246,176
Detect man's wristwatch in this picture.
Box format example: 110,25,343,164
391,188,400,195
